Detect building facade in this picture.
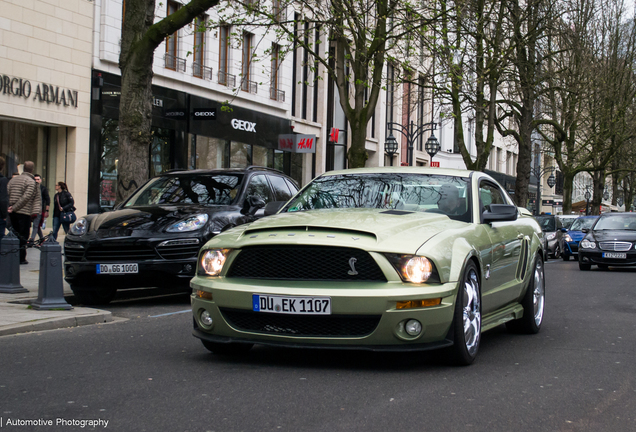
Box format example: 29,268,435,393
0,0,93,218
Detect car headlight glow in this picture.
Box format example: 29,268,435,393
199,249,230,276
546,232,556,240
580,239,596,249
166,214,209,232
564,234,572,242
386,254,437,284
70,218,88,236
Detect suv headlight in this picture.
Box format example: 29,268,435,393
385,254,439,283
580,239,596,249
166,214,209,232
70,218,88,236
199,249,231,276
546,232,556,240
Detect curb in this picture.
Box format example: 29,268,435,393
0,309,113,337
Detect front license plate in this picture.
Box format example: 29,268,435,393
252,294,331,315
96,263,139,274
602,252,626,259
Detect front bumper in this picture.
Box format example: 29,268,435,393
563,241,579,257
190,276,458,350
579,249,636,266
65,260,196,288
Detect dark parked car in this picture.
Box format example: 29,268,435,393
536,214,578,258
578,212,636,270
64,167,299,304
560,216,599,261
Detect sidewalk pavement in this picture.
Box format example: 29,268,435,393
0,234,113,337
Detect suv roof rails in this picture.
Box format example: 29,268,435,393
246,166,285,175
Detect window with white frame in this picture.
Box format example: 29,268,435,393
193,15,207,79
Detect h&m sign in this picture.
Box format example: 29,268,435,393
0,74,78,108
278,134,316,153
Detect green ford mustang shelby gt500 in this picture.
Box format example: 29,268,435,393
190,167,546,365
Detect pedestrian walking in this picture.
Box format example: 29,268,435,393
5,172,19,231
29,174,50,244
7,161,41,264
0,156,8,244
51,182,75,241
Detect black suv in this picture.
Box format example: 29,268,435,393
64,167,299,305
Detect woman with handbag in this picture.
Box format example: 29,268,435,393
52,182,76,240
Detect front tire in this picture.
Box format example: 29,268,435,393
447,261,481,366
71,285,117,305
553,245,561,259
506,255,545,334
562,254,570,261
579,261,591,271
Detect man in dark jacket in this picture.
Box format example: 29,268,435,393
7,161,41,264
0,156,8,244
29,174,50,243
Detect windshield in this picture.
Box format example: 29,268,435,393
594,215,636,230
285,173,471,221
558,217,577,229
124,174,243,207
536,216,556,232
569,217,597,231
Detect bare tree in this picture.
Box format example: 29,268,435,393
117,0,220,203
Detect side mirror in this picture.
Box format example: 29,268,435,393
482,204,518,223
242,195,266,216
581,228,589,233
561,228,568,232
264,201,286,216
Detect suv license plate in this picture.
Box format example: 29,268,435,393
97,264,139,274
252,294,331,315
602,252,626,259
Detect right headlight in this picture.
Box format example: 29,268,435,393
563,234,573,242
580,239,596,249
385,254,440,284
198,249,231,276
70,218,88,236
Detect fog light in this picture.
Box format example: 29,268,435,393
405,319,422,336
183,264,193,273
200,310,213,327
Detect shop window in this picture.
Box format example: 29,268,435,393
253,145,270,168
150,128,172,177
194,136,228,169
230,142,252,168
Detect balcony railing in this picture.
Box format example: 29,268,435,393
193,63,213,80
164,54,186,72
270,87,285,102
241,79,258,94
218,70,236,87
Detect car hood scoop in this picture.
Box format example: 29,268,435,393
235,208,466,253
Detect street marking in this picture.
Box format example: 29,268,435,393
149,309,191,318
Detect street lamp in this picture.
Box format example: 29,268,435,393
618,197,624,207
585,187,591,216
387,120,437,166
384,133,399,166
425,133,440,163
530,165,556,216
603,189,609,201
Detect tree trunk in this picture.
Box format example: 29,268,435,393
561,171,574,214
347,115,369,168
591,171,605,215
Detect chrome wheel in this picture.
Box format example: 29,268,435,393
463,268,481,356
532,259,545,326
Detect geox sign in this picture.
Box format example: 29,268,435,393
192,108,216,120
0,74,78,108
231,118,256,132
278,134,316,153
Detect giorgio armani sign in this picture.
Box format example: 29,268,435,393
0,74,78,108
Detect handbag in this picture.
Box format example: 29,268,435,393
57,194,77,224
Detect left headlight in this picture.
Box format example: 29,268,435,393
166,214,209,233
199,249,231,276
70,218,88,236
385,254,438,283
563,234,572,242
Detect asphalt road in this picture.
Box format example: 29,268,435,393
1,259,635,432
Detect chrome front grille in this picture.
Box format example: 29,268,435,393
599,241,633,252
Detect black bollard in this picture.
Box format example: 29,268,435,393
0,230,27,293
31,237,72,310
